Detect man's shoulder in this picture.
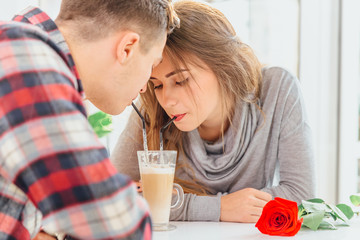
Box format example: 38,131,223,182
0,20,50,43
1,6,53,40
0,20,72,80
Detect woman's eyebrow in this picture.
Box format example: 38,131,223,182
165,69,189,78
150,69,189,80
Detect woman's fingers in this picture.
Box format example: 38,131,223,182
254,190,273,202
220,188,273,223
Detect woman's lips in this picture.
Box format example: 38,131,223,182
173,113,186,122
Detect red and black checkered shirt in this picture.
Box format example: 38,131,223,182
0,6,151,240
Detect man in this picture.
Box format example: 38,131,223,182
0,0,179,239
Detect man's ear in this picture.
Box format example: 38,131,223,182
116,31,140,65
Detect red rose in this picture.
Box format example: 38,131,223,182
255,197,303,236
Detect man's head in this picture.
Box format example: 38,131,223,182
55,0,179,114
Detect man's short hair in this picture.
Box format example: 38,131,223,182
57,0,179,52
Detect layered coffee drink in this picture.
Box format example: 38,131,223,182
141,167,175,224
137,150,184,231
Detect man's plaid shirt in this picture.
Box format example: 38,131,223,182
0,6,151,240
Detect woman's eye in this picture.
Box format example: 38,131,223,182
176,77,189,86
154,84,163,90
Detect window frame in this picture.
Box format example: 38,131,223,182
337,0,360,203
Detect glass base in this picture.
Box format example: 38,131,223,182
153,223,176,231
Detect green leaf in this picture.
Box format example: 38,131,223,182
301,200,332,213
302,211,326,230
88,111,113,138
298,204,305,216
317,219,337,230
327,212,337,221
336,204,354,220
350,195,360,206
306,198,325,204
299,199,325,216
326,204,350,225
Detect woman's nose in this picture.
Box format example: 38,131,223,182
161,86,178,107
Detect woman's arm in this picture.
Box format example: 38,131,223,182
170,188,272,222
170,192,222,221
110,110,144,180
261,70,315,203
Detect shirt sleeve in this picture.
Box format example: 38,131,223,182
0,26,151,240
169,193,221,221
260,69,316,204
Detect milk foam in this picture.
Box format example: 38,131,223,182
141,166,175,174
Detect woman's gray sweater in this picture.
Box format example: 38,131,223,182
110,67,315,222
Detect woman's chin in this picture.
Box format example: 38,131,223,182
174,123,198,132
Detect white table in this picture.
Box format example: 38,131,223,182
153,216,360,240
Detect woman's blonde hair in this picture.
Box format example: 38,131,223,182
140,1,263,194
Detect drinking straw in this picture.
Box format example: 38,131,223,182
132,102,177,164
159,116,177,165
131,103,149,160
159,116,177,151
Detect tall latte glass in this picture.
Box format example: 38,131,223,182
137,150,184,231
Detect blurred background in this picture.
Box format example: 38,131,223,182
1,0,359,205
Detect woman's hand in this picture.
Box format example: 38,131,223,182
33,231,56,240
220,188,272,223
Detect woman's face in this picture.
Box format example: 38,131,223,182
150,54,223,133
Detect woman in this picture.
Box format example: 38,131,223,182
111,0,315,223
